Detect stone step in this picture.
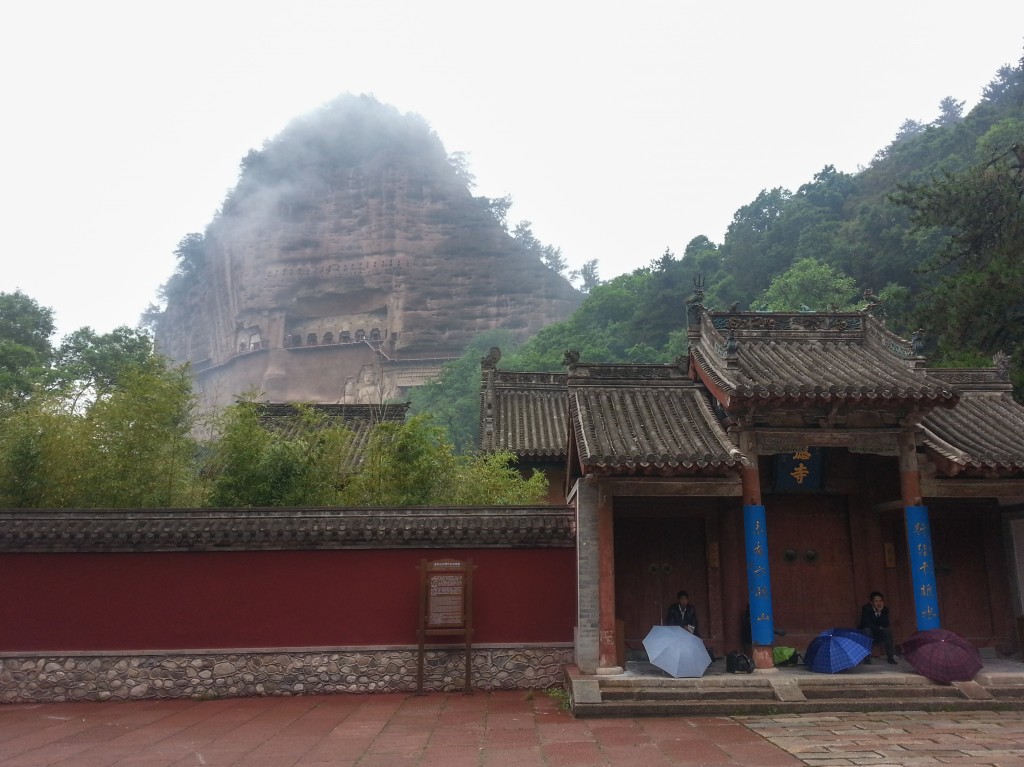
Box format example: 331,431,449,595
801,685,964,700
572,696,1024,718
565,663,1024,717
987,686,1024,699
601,687,778,702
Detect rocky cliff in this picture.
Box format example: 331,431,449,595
156,95,582,408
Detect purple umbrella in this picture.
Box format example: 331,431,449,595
903,629,982,684
902,628,974,656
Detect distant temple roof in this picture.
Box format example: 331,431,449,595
479,370,568,462
688,311,957,410
257,402,409,472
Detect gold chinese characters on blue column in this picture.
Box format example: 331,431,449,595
905,505,940,630
774,447,823,491
744,505,775,644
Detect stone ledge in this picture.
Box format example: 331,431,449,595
1,646,574,703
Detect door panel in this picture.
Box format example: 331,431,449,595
767,496,857,643
614,514,707,646
929,513,993,639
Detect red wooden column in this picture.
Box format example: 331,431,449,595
740,431,774,671
596,484,622,674
898,431,923,507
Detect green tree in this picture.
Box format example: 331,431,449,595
408,329,517,451
0,394,90,507
892,143,1024,379
933,96,966,127
512,221,571,278
338,414,455,506
80,360,203,508
540,244,568,275
51,326,155,408
159,232,206,300
447,450,548,505
205,400,355,507
571,259,601,293
757,258,860,312
447,150,476,189
338,413,545,506
0,357,202,508
0,290,55,406
483,194,513,231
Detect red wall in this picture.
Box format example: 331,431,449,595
0,548,576,652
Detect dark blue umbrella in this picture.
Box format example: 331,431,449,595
804,628,871,673
829,627,873,651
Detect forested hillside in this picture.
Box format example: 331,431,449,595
413,50,1024,447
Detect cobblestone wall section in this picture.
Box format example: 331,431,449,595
1,647,573,703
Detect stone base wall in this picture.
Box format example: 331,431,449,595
1,646,573,703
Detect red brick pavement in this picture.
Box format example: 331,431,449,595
0,691,798,767
2,692,1022,766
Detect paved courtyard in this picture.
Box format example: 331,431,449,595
2,691,1023,766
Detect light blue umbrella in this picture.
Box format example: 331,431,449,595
642,625,712,678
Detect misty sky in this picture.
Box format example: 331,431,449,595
3,1,1023,340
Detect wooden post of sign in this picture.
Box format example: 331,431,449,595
416,559,475,695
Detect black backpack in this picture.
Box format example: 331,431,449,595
726,651,754,673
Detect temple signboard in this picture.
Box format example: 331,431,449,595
417,559,475,694
427,571,466,628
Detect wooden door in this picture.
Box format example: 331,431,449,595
766,496,857,646
614,512,708,647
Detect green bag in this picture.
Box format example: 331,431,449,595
773,646,798,666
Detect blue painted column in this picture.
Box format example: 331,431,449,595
898,432,940,631
744,504,775,644
904,505,941,630
739,430,774,669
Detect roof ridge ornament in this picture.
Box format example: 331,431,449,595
993,351,1010,381
480,346,501,371
687,275,707,328
911,328,926,357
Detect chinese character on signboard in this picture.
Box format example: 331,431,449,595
774,447,824,491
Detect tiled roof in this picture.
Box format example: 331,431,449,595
257,403,408,423
480,370,568,461
257,402,409,472
689,311,957,407
0,507,575,552
919,369,1024,473
567,363,742,475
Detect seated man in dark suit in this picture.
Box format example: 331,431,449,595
858,591,897,664
666,590,699,635
666,590,715,660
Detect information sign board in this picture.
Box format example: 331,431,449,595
417,559,475,694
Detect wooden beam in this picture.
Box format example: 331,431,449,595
602,478,742,497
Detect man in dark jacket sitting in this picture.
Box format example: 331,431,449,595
858,591,897,664
666,590,699,635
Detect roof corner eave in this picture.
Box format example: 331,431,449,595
688,351,733,411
